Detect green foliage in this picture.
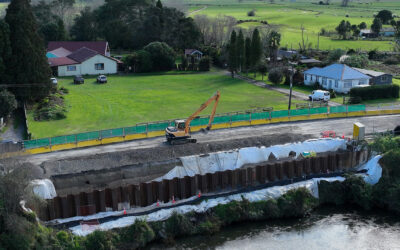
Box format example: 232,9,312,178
250,28,262,71
165,212,196,237
336,20,351,39
0,89,17,118
268,68,284,84
236,30,245,71
370,135,400,154
277,187,318,217
0,20,11,85
84,231,116,250
376,10,393,25
318,180,346,206
33,93,67,121
244,37,251,73
32,1,67,43
199,56,211,71
121,219,155,248
156,0,162,8
380,149,400,178
371,18,383,34
349,84,399,101
214,199,246,225
70,7,97,41
228,30,237,75
144,42,175,71
343,54,369,68
197,219,221,235
327,49,345,63
383,56,400,65
124,50,153,73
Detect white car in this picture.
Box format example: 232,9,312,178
51,77,57,85
309,90,330,102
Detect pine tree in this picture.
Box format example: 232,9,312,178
5,0,52,100
236,30,245,72
250,28,262,77
0,20,11,85
156,0,163,8
244,37,251,75
228,30,237,78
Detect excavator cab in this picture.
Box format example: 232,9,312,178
165,91,220,145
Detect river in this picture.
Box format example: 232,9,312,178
148,207,400,250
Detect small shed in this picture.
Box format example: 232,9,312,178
185,49,203,61
353,68,393,85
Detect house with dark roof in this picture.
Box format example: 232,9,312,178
304,64,370,93
185,49,203,60
47,42,118,76
353,68,393,85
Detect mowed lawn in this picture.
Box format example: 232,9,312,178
187,0,400,51
27,72,297,138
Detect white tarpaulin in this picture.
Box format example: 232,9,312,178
155,138,347,181
29,179,57,199
358,155,382,185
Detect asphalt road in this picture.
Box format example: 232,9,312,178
20,115,400,166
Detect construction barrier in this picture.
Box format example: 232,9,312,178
18,104,400,155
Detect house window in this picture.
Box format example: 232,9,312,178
335,80,339,88
359,79,367,85
305,74,308,80
344,80,352,88
67,65,76,71
95,63,104,70
322,78,327,86
381,75,387,81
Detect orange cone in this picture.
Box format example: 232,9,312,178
156,200,160,207
198,191,201,198
172,196,176,204
123,208,127,215
342,134,345,139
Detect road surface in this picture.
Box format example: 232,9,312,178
19,115,400,166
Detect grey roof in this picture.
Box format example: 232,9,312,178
299,58,321,64
185,49,203,55
67,47,98,63
304,64,370,80
353,68,391,77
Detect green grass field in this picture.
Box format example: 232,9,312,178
27,72,299,138
186,0,400,51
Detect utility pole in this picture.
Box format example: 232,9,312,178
288,61,297,111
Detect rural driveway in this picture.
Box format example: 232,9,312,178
18,114,400,166
233,73,341,106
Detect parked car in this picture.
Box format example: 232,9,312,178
309,90,330,102
74,75,84,84
50,77,58,85
97,75,107,83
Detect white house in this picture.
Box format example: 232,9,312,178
304,64,370,94
47,42,119,77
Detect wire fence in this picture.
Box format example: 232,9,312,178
23,105,367,149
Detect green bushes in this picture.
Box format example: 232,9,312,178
349,84,399,101
121,219,155,248
198,56,211,71
268,68,284,84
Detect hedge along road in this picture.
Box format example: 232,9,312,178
17,114,400,166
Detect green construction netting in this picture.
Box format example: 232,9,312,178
348,105,366,112
271,110,289,118
290,109,309,116
76,131,100,142
212,115,231,124
190,117,210,126
51,135,76,145
125,125,147,134
101,128,124,138
310,107,328,114
147,122,169,132
330,106,347,113
251,112,269,120
24,138,50,149
231,113,250,122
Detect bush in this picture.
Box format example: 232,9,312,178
247,10,255,16
198,56,211,71
197,219,221,235
268,68,284,84
143,42,175,71
327,49,345,63
329,89,337,98
277,188,318,217
165,212,195,237
383,56,400,65
33,93,67,121
343,54,369,68
121,219,155,248
0,89,17,118
349,84,399,101
84,231,116,250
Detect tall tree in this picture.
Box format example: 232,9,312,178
33,1,67,43
376,10,393,25
228,30,237,77
5,0,52,100
371,17,382,35
244,36,251,75
250,28,262,77
336,20,351,39
236,30,245,72
266,30,281,63
156,0,163,8
70,7,97,41
0,20,11,85
358,22,367,30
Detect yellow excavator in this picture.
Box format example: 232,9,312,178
165,91,220,144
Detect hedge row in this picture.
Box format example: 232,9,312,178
349,84,399,100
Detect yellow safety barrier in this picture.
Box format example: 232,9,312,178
15,109,400,156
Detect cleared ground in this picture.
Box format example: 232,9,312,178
186,0,399,51
27,71,300,138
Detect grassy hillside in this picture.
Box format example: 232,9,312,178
27,71,299,138
185,0,400,51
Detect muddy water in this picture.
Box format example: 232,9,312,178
157,208,400,250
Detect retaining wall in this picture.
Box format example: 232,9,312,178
38,150,368,221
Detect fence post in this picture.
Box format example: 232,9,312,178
346,105,348,116
49,137,52,150
123,127,125,138
249,111,252,123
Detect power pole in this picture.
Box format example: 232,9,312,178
288,61,297,111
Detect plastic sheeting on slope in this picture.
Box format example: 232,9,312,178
70,176,345,236
155,138,347,181
29,179,57,199
358,155,382,185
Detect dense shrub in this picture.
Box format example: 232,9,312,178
165,212,196,237
0,89,17,118
343,54,369,68
383,56,400,65
247,10,255,16
84,231,116,250
198,56,211,71
143,42,175,71
277,188,318,217
121,219,155,248
327,49,345,63
33,93,67,121
268,68,284,84
349,84,399,101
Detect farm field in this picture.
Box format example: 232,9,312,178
27,71,300,138
186,0,400,51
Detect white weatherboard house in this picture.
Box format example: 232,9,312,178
304,64,370,93
47,41,119,76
